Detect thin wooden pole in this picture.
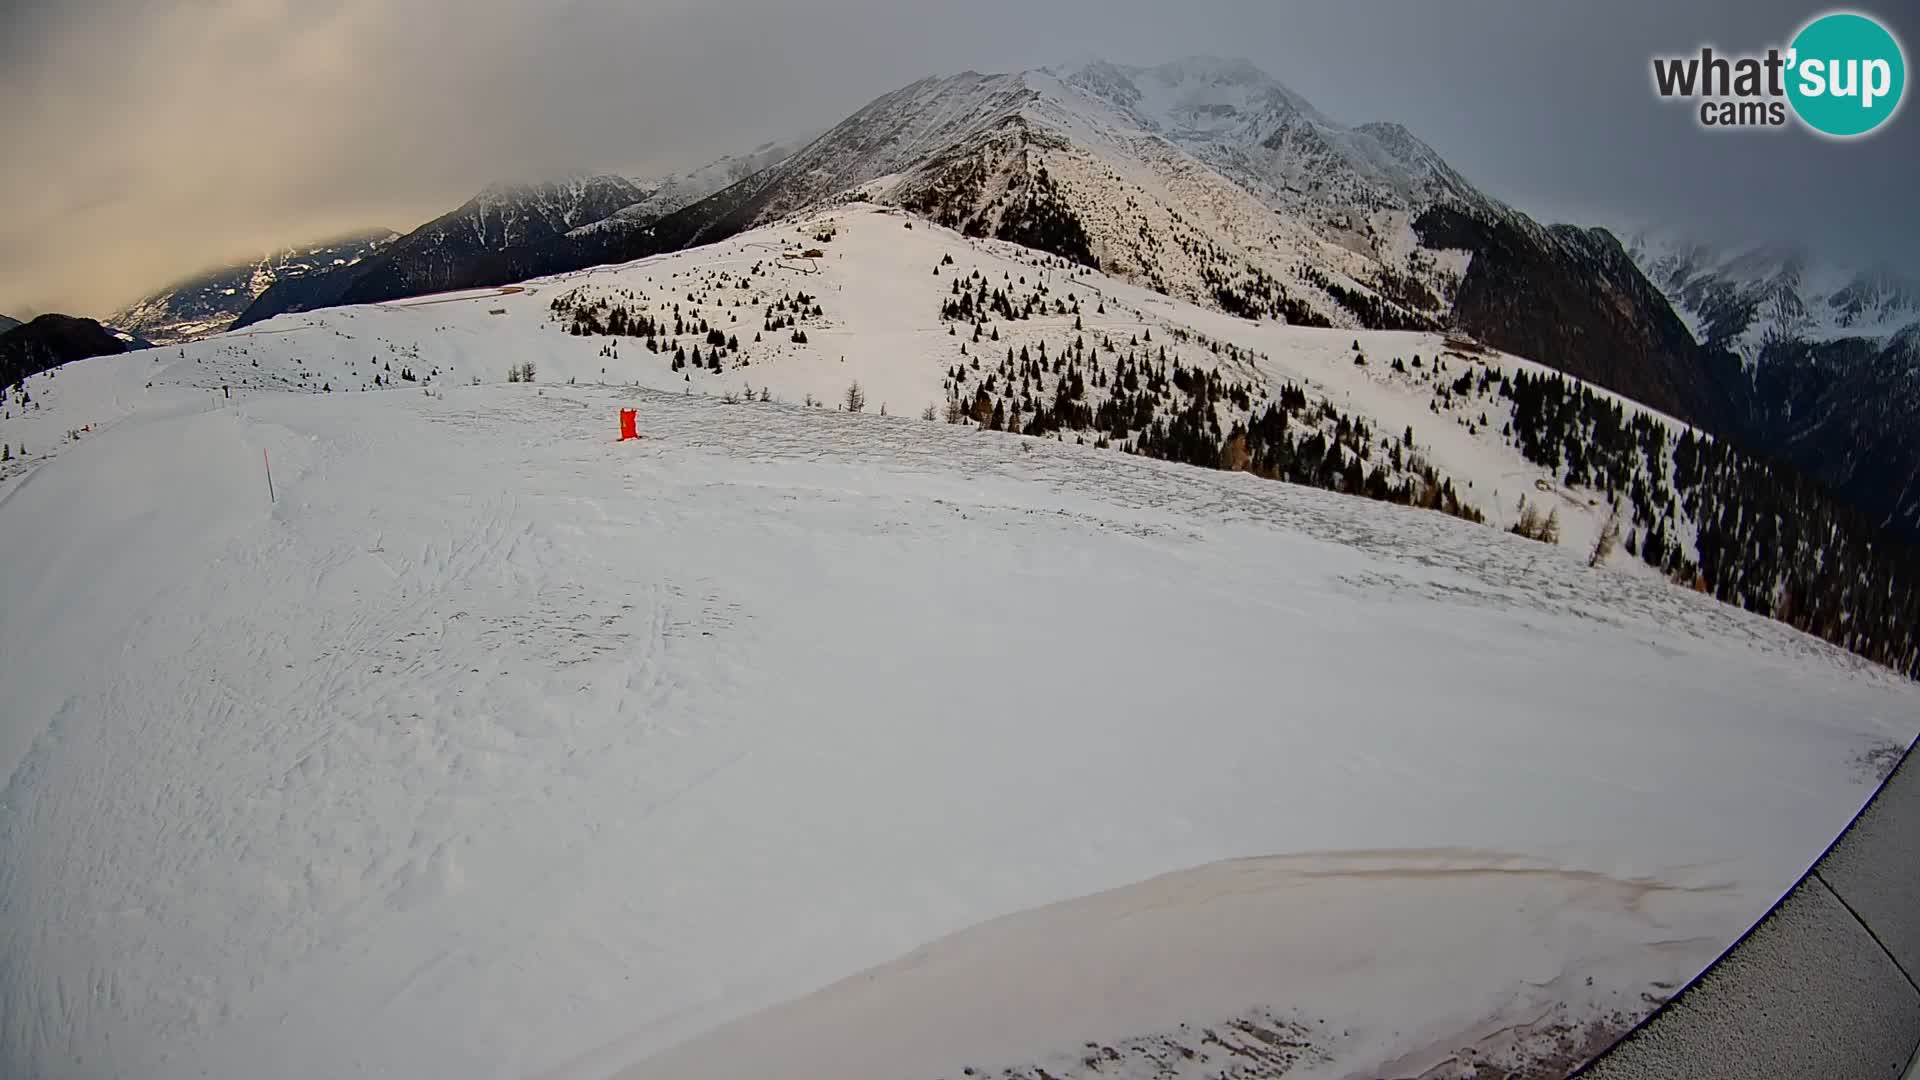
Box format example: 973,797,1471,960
264,448,276,504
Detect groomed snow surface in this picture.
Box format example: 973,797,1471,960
3,209,1918,1080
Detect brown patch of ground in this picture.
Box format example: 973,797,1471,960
1400,1008,1639,1079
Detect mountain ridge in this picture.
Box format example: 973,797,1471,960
214,54,1910,538
109,230,400,345
234,149,810,329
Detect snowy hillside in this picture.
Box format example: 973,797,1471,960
4,204,1918,1080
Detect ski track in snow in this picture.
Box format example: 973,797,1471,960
1,207,1917,1079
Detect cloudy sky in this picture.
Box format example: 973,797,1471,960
3,0,1915,318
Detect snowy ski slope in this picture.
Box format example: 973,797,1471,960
2,207,1917,1080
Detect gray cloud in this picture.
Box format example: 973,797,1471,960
3,0,1916,318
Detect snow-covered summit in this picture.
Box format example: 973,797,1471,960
1049,56,1330,133
1038,57,1498,218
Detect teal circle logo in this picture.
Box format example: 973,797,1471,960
1787,12,1906,137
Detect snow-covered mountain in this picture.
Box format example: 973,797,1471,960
615,60,1481,333
225,58,1629,352
1050,57,1498,221
230,175,652,327
1625,228,1920,363
459,175,656,244
232,148,811,331
109,230,400,345
1620,226,1920,539
575,139,809,239
211,59,1729,447
210,57,1899,539
590,58,1733,435
4,203,1915,1080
